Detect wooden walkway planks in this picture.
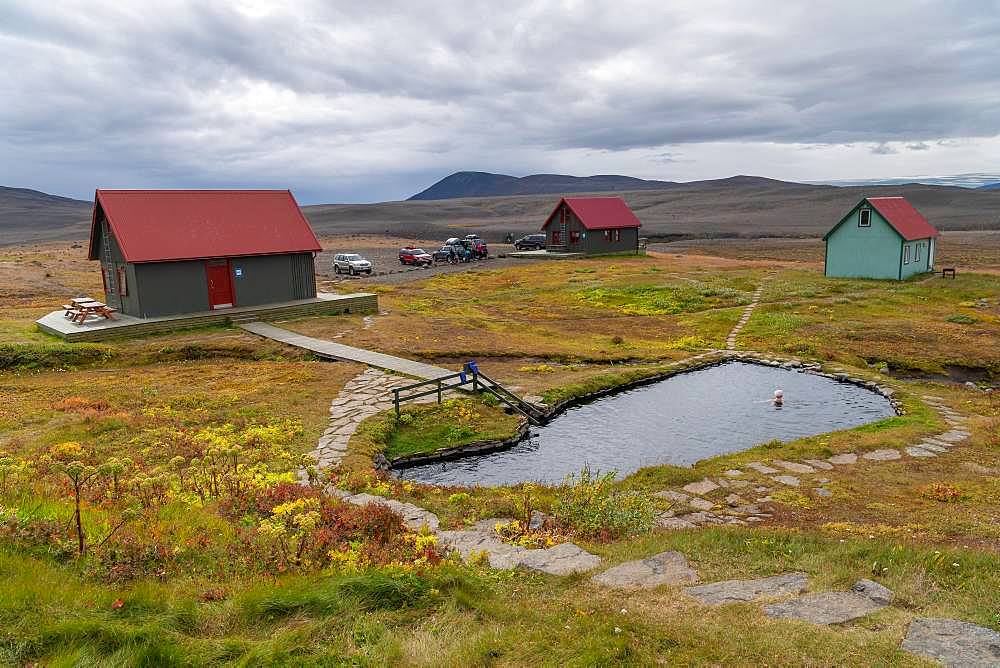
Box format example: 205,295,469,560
241,322,453,380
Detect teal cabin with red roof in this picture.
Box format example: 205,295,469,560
823,196,939,280
540,196,642,255
87,189,321,318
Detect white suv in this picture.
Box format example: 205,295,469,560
332,253,373,276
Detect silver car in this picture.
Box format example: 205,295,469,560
332,253,373,276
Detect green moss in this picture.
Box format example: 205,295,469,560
0,342,116,371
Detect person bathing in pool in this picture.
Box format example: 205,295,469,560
773,389,783,406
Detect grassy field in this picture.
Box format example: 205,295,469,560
0,237,998,665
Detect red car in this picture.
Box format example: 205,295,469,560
398,247,433,266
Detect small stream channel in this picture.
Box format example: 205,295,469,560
395,362,896,487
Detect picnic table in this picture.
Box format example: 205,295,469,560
62,298,117,324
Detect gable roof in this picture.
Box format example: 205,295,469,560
541,196,642,231
88,189,322,263
823,196,939,241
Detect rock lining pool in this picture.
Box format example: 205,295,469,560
395,361,896,487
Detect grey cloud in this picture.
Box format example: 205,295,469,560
0,0,998,202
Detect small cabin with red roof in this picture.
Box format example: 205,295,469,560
823,196,939,280
540,196,641,255
88,189,322,317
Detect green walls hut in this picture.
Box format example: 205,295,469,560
823,196,940,279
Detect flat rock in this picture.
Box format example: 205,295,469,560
938,431,970,443
774,460,815,474
902,617,1000,667
655,490,691,503
343,493,440,531
803,459,835,470
516,542,602,575
771,475,801,487
592,551,699,589
724,494,743,506
906,446,937,458
723,469,744,477
747,462,780,474
852,578,894,605
684,572,808,606
862,449,902,461
658,515,696,529
814,488,833,498
764,591,885,625
682,479,720,495
688,497,716,511
827,453,858,465
917,442,948,453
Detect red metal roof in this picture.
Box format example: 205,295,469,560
866,197,939,240
88,189,322,263
541,196,642,231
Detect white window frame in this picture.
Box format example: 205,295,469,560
858,209,872,227
903,244,910,264
914,242,921,263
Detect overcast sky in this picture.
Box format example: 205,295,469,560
1,1,999,203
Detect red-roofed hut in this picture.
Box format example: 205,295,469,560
540,196,642,255
87,189,321,317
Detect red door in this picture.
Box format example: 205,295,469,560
551,230,561,245
206,260,234,309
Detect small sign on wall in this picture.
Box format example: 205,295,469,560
234,268,243,278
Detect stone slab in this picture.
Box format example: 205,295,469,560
771,475,801,487
684,572,808,606
592,551,699,589
906,446,937,458
688,497,716,511
902,617,1000,667
862,449,902,461
827,453,858,465
683,479,720,495
774,460,815,474
747,462,780,474
764,591,885,625
803,459,835,470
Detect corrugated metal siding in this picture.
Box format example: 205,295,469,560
134,261,211,317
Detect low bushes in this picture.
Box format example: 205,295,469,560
551,467,656,540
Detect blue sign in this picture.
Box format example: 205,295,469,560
235,268,243,277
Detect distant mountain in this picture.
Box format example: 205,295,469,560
0,186,93,245
408,171,680,200
978,182,1000,190
819,173,1000,189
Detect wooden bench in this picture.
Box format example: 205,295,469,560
941,267,956,279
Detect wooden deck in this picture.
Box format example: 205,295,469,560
241,322,453,380
36,292,377,342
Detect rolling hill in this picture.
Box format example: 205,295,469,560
408,171,679,200
4,177,1000,246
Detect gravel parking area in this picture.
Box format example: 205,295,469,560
316,236,537,287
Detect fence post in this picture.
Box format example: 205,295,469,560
394,389,400,417
437,380,442,404
472,371,478,392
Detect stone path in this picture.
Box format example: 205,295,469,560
902,617,1000,667
242,321,453,379
592,551,699,589
310,367,466,470
684,572,808,605
726,277,770,350
763,579,892,625
651,393,973,529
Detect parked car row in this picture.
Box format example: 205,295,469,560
431,235,488,264
332,234,491,276
513,233,546,251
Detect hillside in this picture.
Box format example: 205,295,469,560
5,178,1000,246
0,186,92,245
408,171,678,200
306,179,1000,241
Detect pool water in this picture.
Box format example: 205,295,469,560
395,362,895,487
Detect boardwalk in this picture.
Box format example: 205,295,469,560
241,322,453,380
